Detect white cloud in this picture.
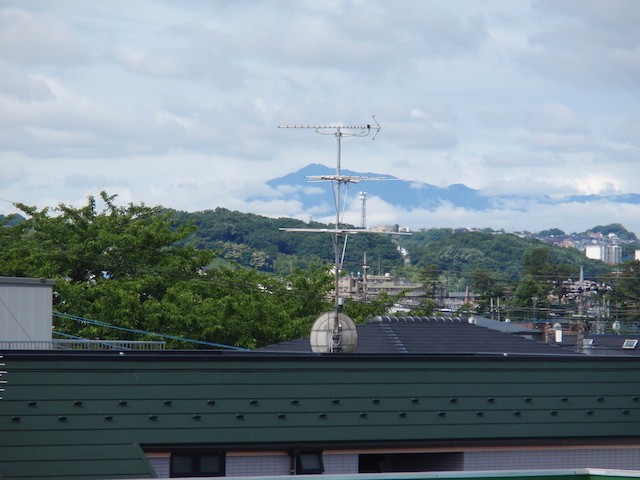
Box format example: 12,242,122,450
113,45,185,77
0,8,88,66
524,0,640,87
0,0,638,238
0,163,25,184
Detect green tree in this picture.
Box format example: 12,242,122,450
470,268,503,298
419,264,441,300
344,290,403,322
537,228,565,236
512,275,548,320
521,247,577,306
408,298,436,317
0,193,338,349
604,260,640,321
470,268,505,315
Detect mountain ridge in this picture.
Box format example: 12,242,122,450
258,163,640,214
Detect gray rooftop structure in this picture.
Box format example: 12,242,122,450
255,316,573,355
0,276,55,347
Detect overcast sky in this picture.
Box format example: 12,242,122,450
1,1,640,234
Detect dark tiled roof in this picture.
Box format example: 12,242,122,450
255,316,577,355
471,315,542,336
555,334,640,356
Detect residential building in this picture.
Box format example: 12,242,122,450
3,347,640,480
585,245,622,265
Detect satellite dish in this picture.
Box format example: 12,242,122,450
612,320,621,332
310,311,358,353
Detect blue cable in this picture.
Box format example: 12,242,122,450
53,311,250,351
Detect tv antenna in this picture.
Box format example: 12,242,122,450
278,116,409,353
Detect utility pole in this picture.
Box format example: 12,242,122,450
361,252,370,300
577,266,585,352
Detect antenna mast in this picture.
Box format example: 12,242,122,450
278,117,381,233
278,116,391,353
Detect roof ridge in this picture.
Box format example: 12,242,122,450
372,315,466,323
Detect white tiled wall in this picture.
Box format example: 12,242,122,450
148,447,640,477
323,453,359,474
226,455,291,477
464,448,640,471
148,456,170,478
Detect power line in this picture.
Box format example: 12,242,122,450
53,312,250,350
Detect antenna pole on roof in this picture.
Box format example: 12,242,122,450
278,117,381,352
278,117,408,353
279,116,380,232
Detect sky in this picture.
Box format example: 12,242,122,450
1,0,640,234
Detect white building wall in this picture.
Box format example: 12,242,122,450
323,453,359,474
464,447,640,471
585,246,622,265
147,456,170,478
585,245,603,261
0,277,55,345
610,245,622,265
226,454,290,476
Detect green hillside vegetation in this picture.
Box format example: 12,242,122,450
0,213,25,226
170,207,404,275
2,192,639,346
406,230,611,280
171,212,614,296
583,223,639,242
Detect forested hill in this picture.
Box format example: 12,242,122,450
0,214,25,226
170,208,613,281
169,208,404,275
405,229,612,279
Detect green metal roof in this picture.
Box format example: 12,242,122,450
2,352,640,480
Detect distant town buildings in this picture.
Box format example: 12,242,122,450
387,225,634,266
339,273,476,313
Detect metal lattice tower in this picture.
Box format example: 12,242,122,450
359,191,367,229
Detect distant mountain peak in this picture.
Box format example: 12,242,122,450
256,164,640,216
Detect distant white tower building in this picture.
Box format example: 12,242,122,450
585,245,622,265
359,191,367,229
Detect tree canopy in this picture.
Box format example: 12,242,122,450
1,193,376,349
170,207,404,274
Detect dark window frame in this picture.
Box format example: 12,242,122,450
170,452,225,477
296,451,324,474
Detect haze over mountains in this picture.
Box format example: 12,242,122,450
254,164,640,235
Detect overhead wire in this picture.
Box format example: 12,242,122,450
53,312,250,350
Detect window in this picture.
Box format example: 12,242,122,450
296,452,324,474
171,452,225,477
623,339,638,349
359,452,463,473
